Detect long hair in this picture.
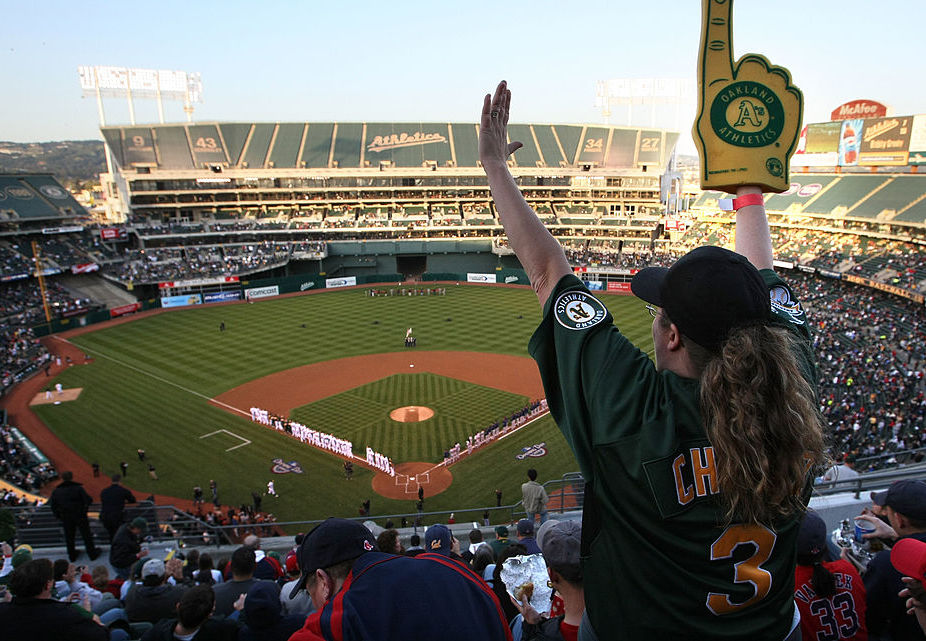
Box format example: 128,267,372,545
796,553,837,599
663,316,826,525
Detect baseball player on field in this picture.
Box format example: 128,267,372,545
267,480,277,497
479,16,824,636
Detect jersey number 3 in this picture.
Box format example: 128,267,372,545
707,524,777,615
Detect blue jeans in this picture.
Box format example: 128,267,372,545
527,510,548,525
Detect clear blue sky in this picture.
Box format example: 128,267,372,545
1,0,923,151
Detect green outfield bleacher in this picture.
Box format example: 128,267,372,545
606,130,638,167
121,127,158,167
332,123,363,168
552,126,582,165
188,124,228,167
848,176,926,219
894,198,926,224
219,123,252,166
301,123,335,168
269,123,305,168
21,176,86,216
450,123,479,167
764,175,838,211
802,175,889,215
0,176,80,220
507,125,541,167
153,127,194,169
364,123,453,168
576,126,609,166
533,126,566,166
241,124,274,169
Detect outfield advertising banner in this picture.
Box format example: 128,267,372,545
607,282,632,293
838,119,864,166
161,294,203,308
204,291,242,303
583,280,604,290
110,302,140,318
858,116,912,166
908,115,926,165
792,122,839,167
467,273,497,283
325,276,357,288
245,286,279,300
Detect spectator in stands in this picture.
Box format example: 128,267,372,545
99,473,136,542
0,558,109,641
423,524,462,560
404,533,425,557
863,480,926,641
376,528,403,555
492,542,529,626
481,80,824,640
820,454,860,484
463,528,489,563
287,518,509,640
109,517,148,580
49,471,101,563
193,553,222,585
213,546,262,617
516,519,542,555
515,519,584,641
243,534,282,581
140,583,238,641
489,525,511,558
236,581,304,641
521,469,549,525
0,543,32,587
279,554,313,618
793,510,867,641
125,558,187,624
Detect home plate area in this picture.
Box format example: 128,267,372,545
372,461,452,499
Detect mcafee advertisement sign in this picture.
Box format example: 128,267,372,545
831,100,889,121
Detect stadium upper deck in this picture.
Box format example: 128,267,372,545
99,121,679,224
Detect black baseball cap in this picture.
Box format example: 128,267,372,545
796,510,827,557
631,246,769,352
871,480,926,521
288,518,378,599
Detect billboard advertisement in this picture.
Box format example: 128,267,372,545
583,280,604,290
110,302,140,318
325,276,357,288
792,122,839,167
858,116,911,166
607,282,632,293
467,273,497,283
245,286,279,300
204,291,242,303
908,114,926,165
830,100,889,121
837,119,864,166
100,227,128,241
161,294,203,308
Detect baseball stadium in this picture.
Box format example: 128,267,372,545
2,91,926,638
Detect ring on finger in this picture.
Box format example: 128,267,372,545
491,111,499,118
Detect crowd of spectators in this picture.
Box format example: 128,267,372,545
0,423,56,504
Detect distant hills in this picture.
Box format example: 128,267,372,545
0,140,105,188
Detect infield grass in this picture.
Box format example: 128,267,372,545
33,284,654,524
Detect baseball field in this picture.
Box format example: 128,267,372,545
26,283,655,525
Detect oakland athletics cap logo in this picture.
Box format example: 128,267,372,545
554,291,606,330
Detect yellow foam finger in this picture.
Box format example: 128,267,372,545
693,0,803,193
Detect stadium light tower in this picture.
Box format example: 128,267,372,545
77,66,204,125
595,78,695,132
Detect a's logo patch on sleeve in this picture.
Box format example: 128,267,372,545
769,286,806,326
554,291,607,330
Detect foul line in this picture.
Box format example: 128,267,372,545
51,337,249,417
199,429,251,451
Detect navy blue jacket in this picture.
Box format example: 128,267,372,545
291,552,511,641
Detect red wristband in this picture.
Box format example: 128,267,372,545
718,193,764,211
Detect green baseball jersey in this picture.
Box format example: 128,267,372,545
528,269,814,641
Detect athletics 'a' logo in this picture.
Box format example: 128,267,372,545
769,286,806,326
709,81,785,149
516,442,547,460
554,290,606,330
271,458,304,474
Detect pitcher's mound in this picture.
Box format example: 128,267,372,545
373,461,452,499
30,388,83,406
389,406,434,422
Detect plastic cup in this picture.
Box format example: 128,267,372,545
854,518,877,542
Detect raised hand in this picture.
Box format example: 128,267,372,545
479,81,523,171
693,0,802,193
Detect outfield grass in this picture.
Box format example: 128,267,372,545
33,284,655,524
